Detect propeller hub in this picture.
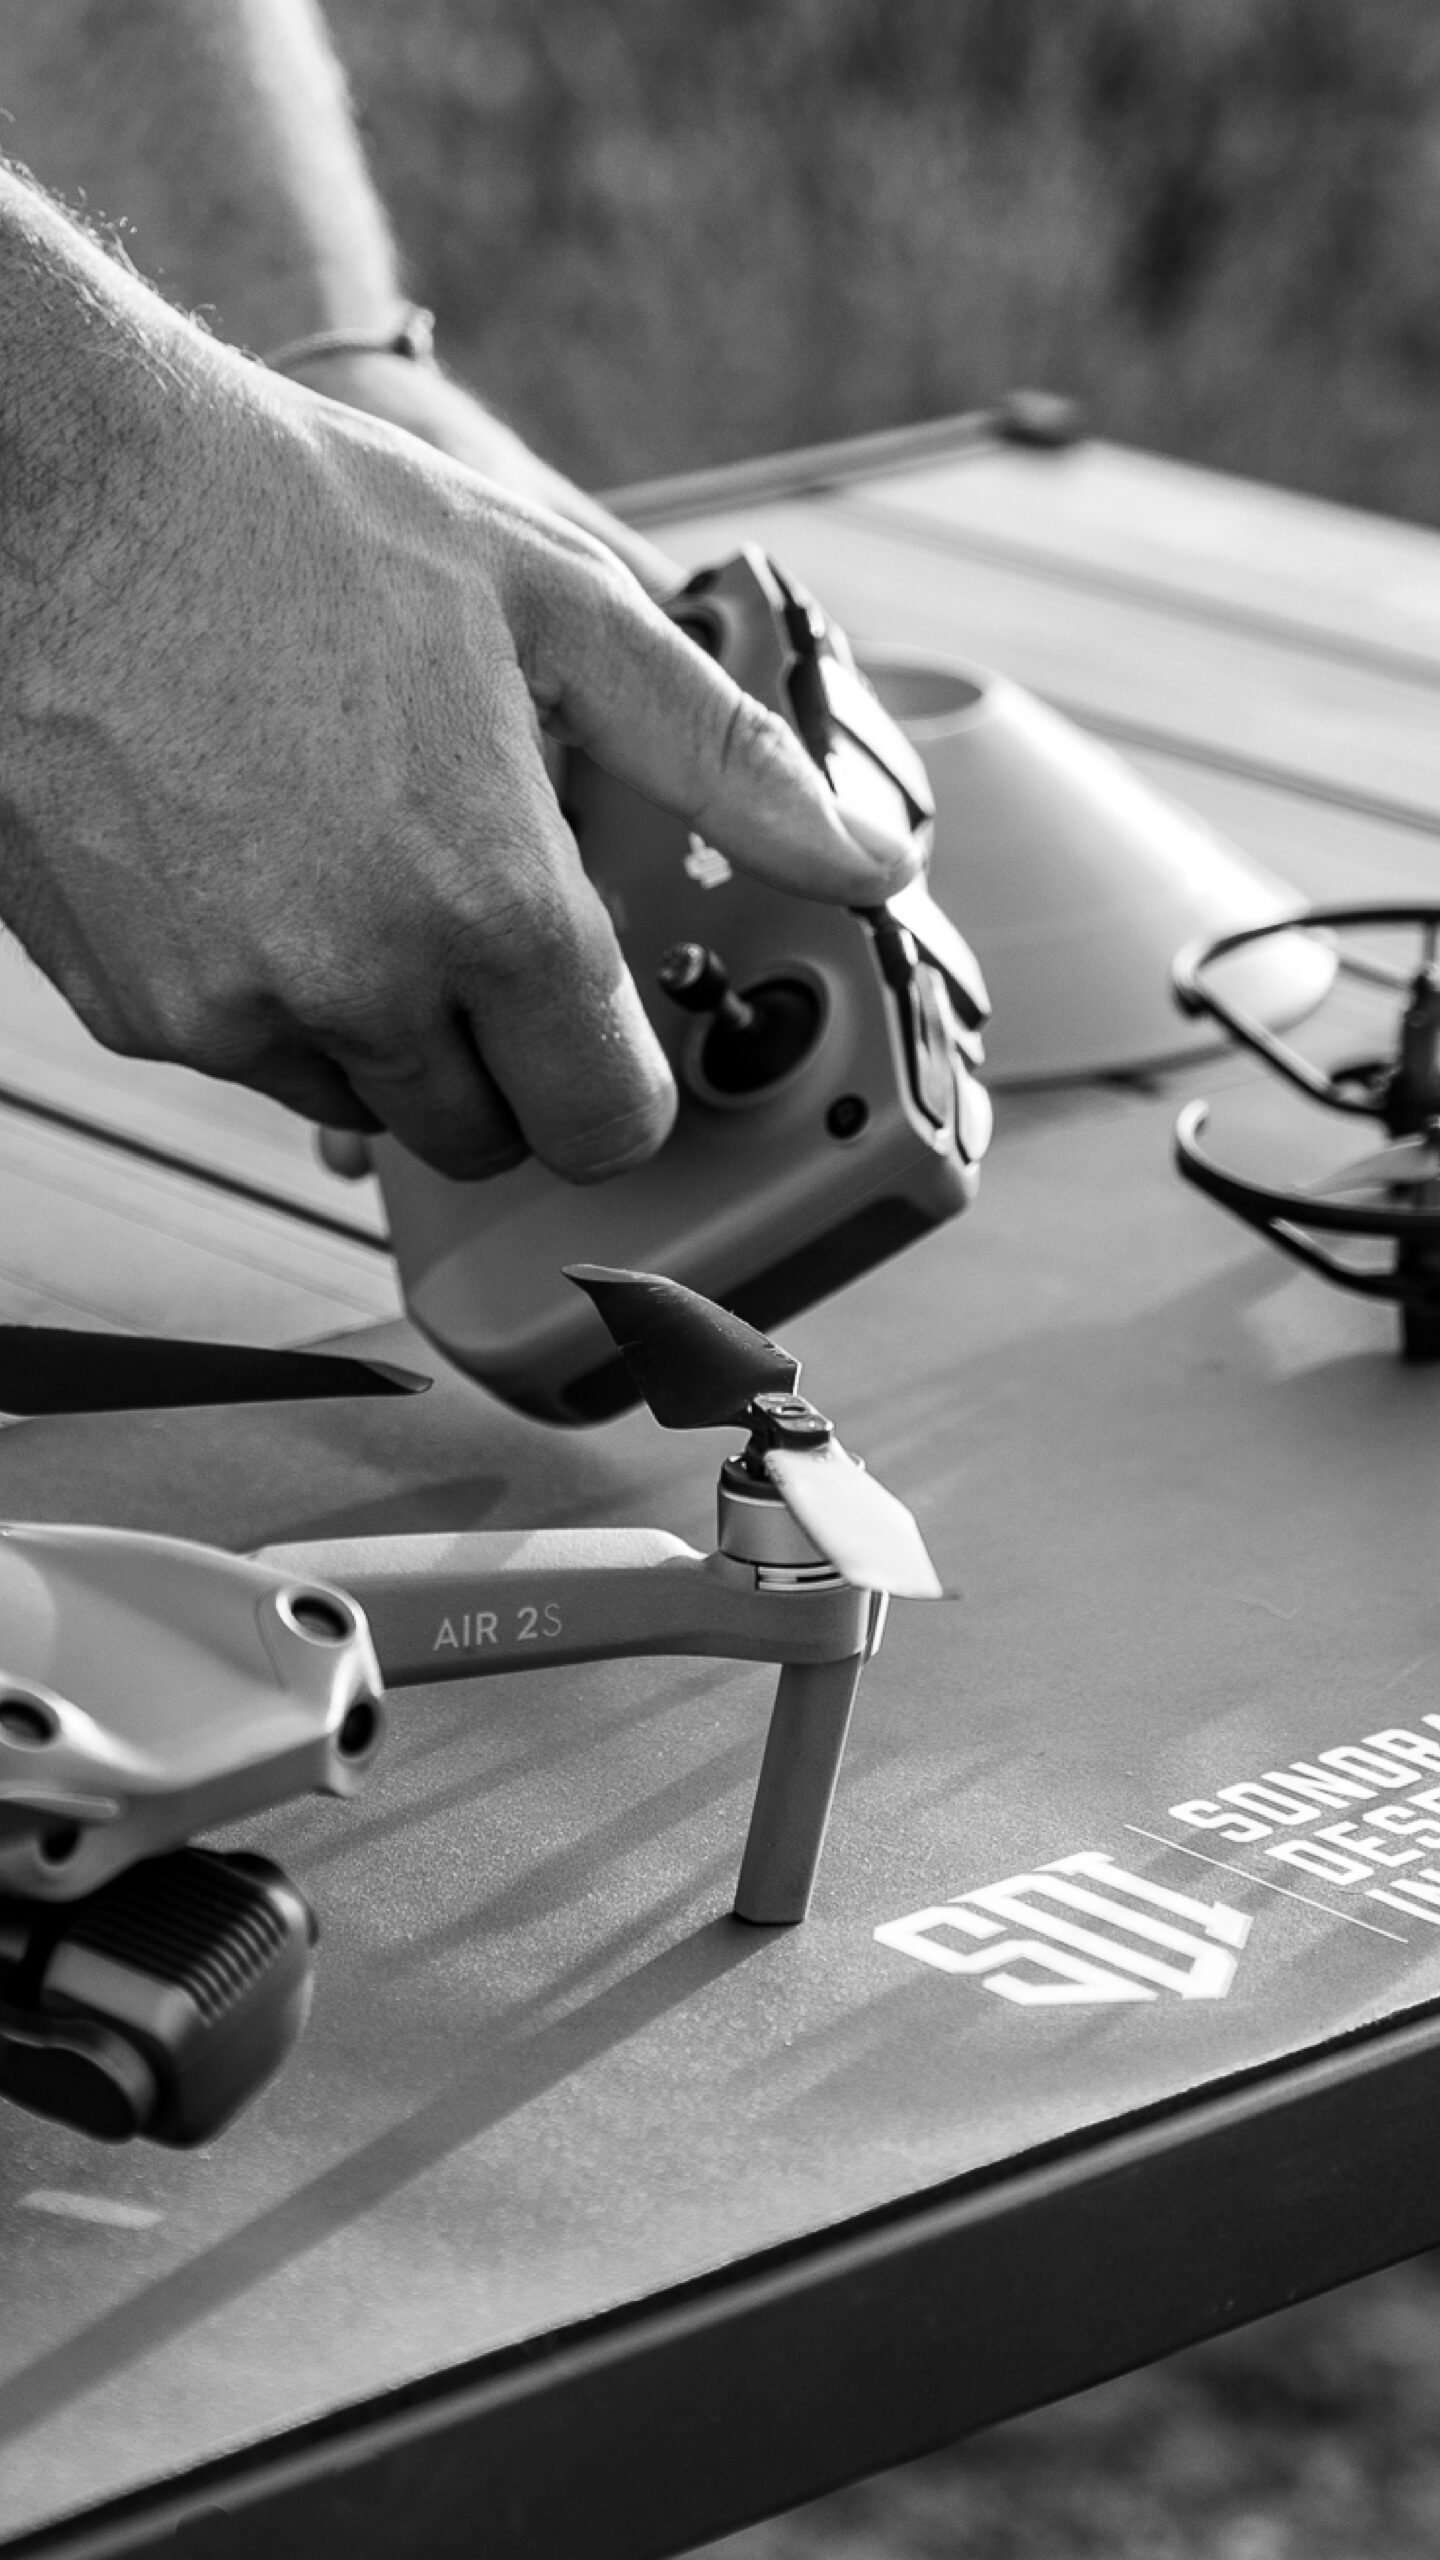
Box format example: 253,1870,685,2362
748,1392,834,1452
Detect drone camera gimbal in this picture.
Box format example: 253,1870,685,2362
0,1849,315,2144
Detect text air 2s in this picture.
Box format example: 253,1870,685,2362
376,548,993,1423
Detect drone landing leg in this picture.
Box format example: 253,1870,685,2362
733,1653,866,1926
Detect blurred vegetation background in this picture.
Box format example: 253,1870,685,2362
322,6,1440,2552
330,0,1440,520
704,2256,1440,2559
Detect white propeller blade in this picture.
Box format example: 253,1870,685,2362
764,1441,944,1599
1304,1137,1440,1200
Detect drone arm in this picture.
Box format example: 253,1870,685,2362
261,1529,879,1925
255,1529,871,1686
259,1530,882,1928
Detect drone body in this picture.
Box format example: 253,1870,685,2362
0,1523,382,2146
0,1522,381,1903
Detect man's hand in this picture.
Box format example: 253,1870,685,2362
0,185,914,1183
280,349,683,602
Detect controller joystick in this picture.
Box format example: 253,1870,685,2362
657,941,823,1097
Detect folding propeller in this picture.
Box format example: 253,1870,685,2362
0,1328,430,1417
1304,1135,1440,1201
566,1265,943,1599
563,1265,799,1426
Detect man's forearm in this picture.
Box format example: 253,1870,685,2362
0,1,685,595
0,165,222,612
0,0,402,351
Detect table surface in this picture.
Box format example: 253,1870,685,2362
5,420,1440,2560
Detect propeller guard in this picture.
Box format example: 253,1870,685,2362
1174,904,1440,1358
1176,1100,1440,1287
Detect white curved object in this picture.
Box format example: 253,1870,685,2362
861,650,1334,1085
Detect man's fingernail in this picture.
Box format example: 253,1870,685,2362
553,1086,678,1185
839,809,923,882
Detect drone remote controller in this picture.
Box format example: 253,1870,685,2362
376,549,992,1423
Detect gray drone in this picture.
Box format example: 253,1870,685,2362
0,1271,942,2147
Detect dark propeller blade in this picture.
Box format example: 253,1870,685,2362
764,1440,944,1599
0,1329,430,1417
565,1265,799,1427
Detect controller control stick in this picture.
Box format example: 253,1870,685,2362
658,942,822,1097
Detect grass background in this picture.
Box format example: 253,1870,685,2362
329,0,1440,523
321,5,1440,2550
704,2260,1440,2558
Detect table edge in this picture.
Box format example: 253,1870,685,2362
14,1994,1440,2560
602,403,1015,523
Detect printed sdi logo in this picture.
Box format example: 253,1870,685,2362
874,1852,1252,2006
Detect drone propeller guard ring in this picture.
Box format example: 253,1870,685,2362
1174,905,1440,1354
1174,1102,1440,1309
1173,901,1440,1121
